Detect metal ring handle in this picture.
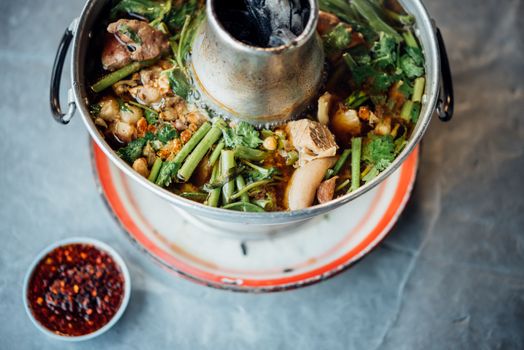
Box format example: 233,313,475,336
50,20,78,124
436,28,454,122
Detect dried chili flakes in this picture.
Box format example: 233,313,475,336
27,244,125,336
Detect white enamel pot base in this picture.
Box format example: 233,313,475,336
92,142,419,292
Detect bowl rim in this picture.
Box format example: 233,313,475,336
22,237,131,342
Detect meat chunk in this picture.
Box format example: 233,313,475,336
317,176,339,204
285,157,338,210
102,35,132,71
331,104,362,144
286,119,338,167
102,19,169,71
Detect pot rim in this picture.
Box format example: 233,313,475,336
71,0,440,222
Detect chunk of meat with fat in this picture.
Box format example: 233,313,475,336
286,119,338,167
102,35,132,71
331,104,362,144
102,19,169,71
285,157,338,210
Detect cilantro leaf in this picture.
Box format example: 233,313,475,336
222,122,262,149
165,0,199,32
371,33,397,69
400,54,424,79
110,0,171,21
363,135,395,171
117,132,154,164
144,109,158,124
405,46,424,66
156,123,178,143
323,23,352,56
243,161,278,182
371,71,396,94
167,67,191,99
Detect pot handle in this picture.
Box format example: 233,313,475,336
436,28,454,122
50,19,78,124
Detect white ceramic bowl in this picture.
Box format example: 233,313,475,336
22,237,131,341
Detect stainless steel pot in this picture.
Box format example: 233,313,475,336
50,0,453,232
190,0,325,125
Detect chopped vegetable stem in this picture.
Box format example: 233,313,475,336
234,145,268,161
235,176,250,203
128,101,158,115
400,100,414,121
335,179,350,192
403,30,419,49
230,180,271,201
326,149,351,180
91,59,156,92
349,137,362,192
177,122,223,181
173,122,211,164
148,157,163,182
352,0,403,42
412,77,425,102
220,150,236,204
207,162,221,207
208,140,224,167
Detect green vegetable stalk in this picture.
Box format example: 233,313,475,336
400,100,413,121
155,161,180,187
412,77,425,103
326,148,351,180
208,140,224,167
349,137,362,192
220,150,236,205
148,157,163,182
206,162,221,207
173,122,211,164
234,145,268,161
235,176,250,203
177,121,223,181
91,60,156,93
230,180,271,201
352,0,403,42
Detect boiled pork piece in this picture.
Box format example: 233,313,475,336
102,19,169,71
286,119,338,167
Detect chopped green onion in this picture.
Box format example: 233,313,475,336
206,162,221,207
325,149,351,180
91,59,156,93
173,122,211,164
412,77,425,103
178,122,223,181
230,180,271,201
235,176,250,203
148,157,163,182
400,100,414,121
349,137,362,192
208,140,224,167
220,150,236,204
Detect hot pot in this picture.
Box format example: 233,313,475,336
50,0,453,233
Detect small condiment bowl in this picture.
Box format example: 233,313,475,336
23,237,131,341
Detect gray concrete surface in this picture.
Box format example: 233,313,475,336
1,0,523,349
